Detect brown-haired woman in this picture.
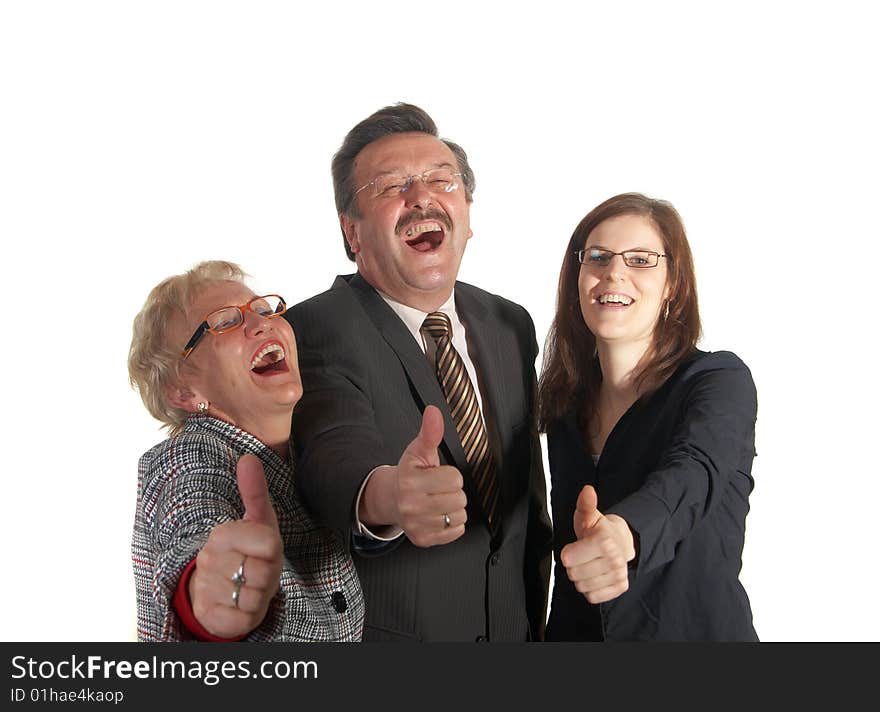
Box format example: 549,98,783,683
538,193,758,641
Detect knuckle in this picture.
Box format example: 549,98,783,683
398,468,418,488
440,529,459,546
419,533,438,548
190,572,208,597
398,498,416,517
408,530,428,547
560,543,575,566
196,547,215,570
267,534,283,558
191,596,209,621
239,562,259,585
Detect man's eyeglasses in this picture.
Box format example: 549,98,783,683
181,295,287,360
354,166,462,199
574,248,668,269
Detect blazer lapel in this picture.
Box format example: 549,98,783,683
344,274,470,472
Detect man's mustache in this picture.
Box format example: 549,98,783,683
395,209,452,235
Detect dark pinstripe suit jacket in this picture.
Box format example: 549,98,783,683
287,274,552,642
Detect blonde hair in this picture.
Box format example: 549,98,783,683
128,260,248,434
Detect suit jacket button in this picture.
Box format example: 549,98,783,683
475,635,488,642
490,552,501,566
331,591,347,613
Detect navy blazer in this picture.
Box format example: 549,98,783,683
287,274,552,642
546,350,759,641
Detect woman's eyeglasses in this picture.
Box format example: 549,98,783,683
181,295,287,360
574,248,667,268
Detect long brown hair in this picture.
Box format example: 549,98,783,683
537,193,702,431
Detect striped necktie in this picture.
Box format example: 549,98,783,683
421,311,499,531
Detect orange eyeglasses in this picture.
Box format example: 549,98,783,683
180,294,287,360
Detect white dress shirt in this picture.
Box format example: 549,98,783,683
354,288,489,541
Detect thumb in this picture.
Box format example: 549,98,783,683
574,484,603,537
401,405,444,468
236,454,278,528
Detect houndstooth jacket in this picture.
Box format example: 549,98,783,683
132,415,364,641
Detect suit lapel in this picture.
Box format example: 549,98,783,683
344,274,470,472
455,284,512,514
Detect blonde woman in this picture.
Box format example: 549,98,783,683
129,261,363,641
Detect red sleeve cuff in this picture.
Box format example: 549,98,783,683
172,559,247,642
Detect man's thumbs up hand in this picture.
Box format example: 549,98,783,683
394,406,467,548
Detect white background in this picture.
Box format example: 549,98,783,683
1,1,877,641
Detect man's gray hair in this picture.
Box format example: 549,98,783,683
331,103,476,261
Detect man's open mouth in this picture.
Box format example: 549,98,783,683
250,341,289,375
403,221,445,252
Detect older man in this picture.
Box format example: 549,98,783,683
287,104,551,642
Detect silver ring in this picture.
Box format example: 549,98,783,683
442,513,451,528
231,558,247,586
231,557,246,608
